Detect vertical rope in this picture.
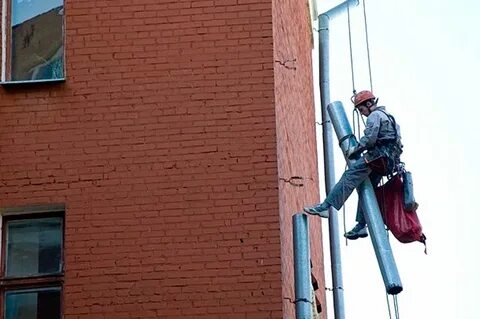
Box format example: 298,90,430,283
386,294,393,319
342,162,348,246
386,294,401,319
342,133,355,247
346,109,363,247
345,110,360,247
346,3,356,94
362,0,374,92
394,295,400,319
383,183,400,319
352,109,363,140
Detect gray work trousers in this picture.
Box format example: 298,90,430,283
324,157,382,225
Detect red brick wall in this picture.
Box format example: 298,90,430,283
272,1,326,318
0,1,324,318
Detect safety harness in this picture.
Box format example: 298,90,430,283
364,108,403,176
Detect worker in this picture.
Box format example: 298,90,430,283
304,90,403,239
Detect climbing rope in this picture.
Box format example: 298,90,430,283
379,180,402,319
394,295,400,318
386,294,401,319
346,0,375,95
347,2,404,317
346,3,356,94
341,108,365,246
346,0,377,242
386,293,393,319
362,0,374,92
352,108,364,140
342,161,348,246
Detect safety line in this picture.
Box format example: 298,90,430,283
363,0,374,92
342,161,348,246
346,2,356,94
394,295,400,319
386,293,393,319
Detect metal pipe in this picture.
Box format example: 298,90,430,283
318,13,346,319
317,1,359,317
323,0,359,19
327,101,403,295
293,213,312,319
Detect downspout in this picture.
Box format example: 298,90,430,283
293,214,313,319
317,1,359,319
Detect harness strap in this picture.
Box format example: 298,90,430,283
372,108,398,141
339,134,355,147
366,108,402,176
376,139,396,146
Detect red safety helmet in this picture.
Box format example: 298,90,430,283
352,90,376,107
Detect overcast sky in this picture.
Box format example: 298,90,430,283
312,1,479,318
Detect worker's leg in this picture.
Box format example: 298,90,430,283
355,172,383,224
304,158,371,218
345,172,382,240
324,158,372,210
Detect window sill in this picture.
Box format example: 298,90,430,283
0,78,66,86
0,274,64,288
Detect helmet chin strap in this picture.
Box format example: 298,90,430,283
367,98,379,113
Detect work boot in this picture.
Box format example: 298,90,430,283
344,223,368,240
303,202,330,218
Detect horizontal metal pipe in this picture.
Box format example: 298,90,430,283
322,0,359,20
293,213,312,318
327,101,403,295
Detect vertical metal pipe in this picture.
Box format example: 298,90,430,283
317,2,359,317
293,213,312,319
318,16,334,190
318,12,345,319
327,101,403,295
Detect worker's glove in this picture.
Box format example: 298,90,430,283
346,146,361,159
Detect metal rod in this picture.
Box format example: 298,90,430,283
293,213,312,319
317,1,359,317
327,101,403,295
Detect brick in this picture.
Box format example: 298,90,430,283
0,0,323,318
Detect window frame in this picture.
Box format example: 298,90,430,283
1,0,66,85
0,205,65,319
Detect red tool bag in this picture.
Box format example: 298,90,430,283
375,174,427,252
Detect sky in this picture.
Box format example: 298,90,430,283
312,0,479,318
12,0,63,26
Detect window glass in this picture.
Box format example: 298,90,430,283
6,217,63,278
5,287,61,319
10,0,64,81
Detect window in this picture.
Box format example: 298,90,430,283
1,206,64,319
1,0,65,83
5,288,61,319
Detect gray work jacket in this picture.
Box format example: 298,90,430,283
355,106,403,167
358,106,402,151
